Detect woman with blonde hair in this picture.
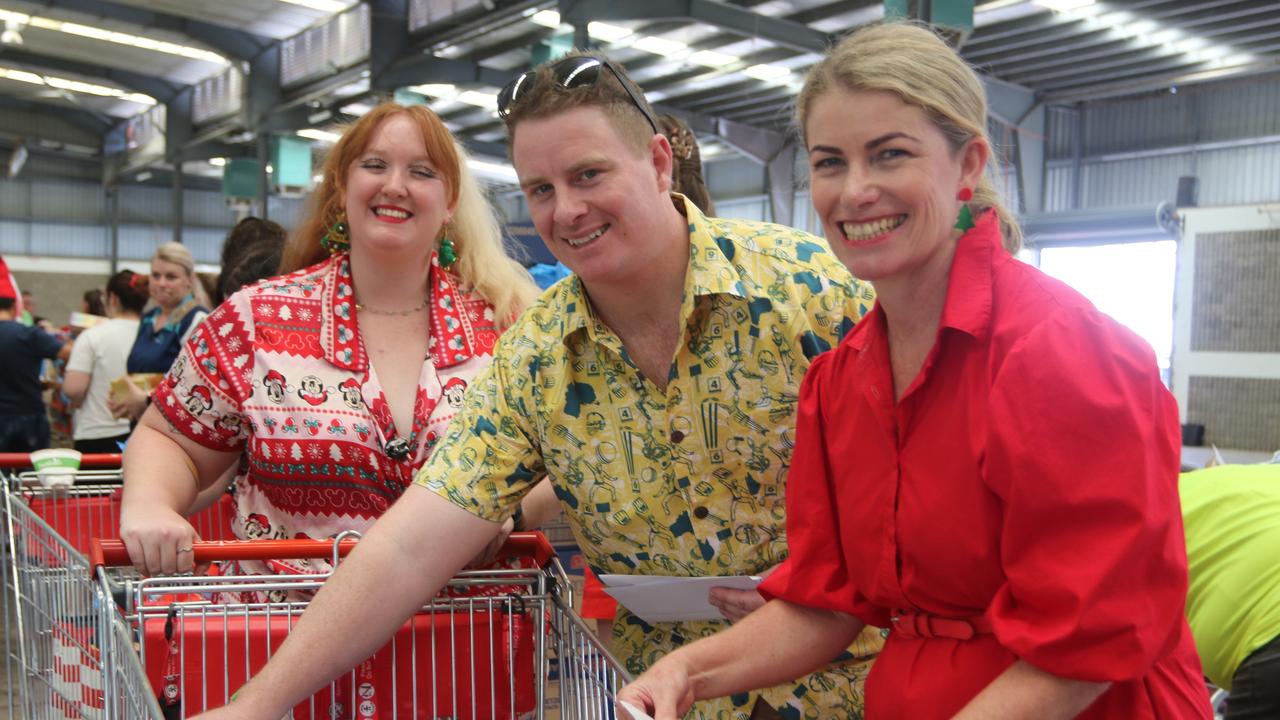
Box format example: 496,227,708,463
621,22,1209,719
110,242,212,421
119,102,539,583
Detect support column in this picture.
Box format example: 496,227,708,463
108,182,121,273
766,143,798,228
257,135,271,220
172,164,185,244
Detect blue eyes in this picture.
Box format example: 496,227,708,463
360,160,437,178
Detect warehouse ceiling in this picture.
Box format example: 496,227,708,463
0,0,1277,187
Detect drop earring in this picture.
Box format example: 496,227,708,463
954,188,975,232
438,233,457,268
321,213,350,254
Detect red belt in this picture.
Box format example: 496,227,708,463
891,609,993,640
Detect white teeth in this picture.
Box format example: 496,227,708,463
565,225,608,247
841,215,905,241
374,208,409,219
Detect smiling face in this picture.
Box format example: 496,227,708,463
512,106,673,287
150,258,192,309
805,88,987,283
343,113,454,260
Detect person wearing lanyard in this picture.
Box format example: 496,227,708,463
619,22,1211,720
110,242,211,422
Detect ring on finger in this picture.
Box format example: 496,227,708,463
177,546,193,553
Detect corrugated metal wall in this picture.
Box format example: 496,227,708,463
1044,74,1280,212
0,176,306,265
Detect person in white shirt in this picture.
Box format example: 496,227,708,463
62,270,150,455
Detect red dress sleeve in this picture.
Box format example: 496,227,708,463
152,292,255,452
984,305,1187,682
759,351,888,627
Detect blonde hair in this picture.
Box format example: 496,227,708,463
797,22,1022,251
282,102,536,328
153,241,212,310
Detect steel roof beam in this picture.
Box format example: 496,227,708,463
0,47,183,102
558,0,832,54
0,94,110,137
40,0,273,61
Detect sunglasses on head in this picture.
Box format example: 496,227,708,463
497,55,661,135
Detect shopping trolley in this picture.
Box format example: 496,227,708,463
0,453,236,719
84,532,627,719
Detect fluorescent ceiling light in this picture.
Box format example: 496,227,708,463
409,83,459,100
468,158,518,185
1035,0,1095,10
0,9,226,63
209,157,227,167
279,0,352,12
340,101,373,116
742,64,790,81
588,21,632,43
688,49,738,67
456,90,497,110
633,36,687,56
0,65,156,104
297,128,341,143
529,10,561,28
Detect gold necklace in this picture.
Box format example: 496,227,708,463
354,297,429,316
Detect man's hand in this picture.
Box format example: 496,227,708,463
708,564,777,623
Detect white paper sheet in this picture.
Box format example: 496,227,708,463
616,699,657,720
598,574,762,623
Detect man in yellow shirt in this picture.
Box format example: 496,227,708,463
194,53,877,720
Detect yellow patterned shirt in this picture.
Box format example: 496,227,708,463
418,195,882,719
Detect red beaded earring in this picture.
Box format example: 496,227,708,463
957,188,973,202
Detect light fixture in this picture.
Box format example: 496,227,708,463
1,17,22,45
456,90,497,110
208,157,227,167
135,171,153,182
409,83,459,100
688,50,738,68
468,158,519,185
1035,0,1095,10
278,0,352,12
297,128,342,143
0,8,225,63
742,64,790,81
588,21,632,43
633,36,687,56
0,66,156,105
528,10,561,28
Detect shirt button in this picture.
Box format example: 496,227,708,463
670,429,685,443
693,506,709,519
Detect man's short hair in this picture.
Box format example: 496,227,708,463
0,297,15,311
501,51,658,156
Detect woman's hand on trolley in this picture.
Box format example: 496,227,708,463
119,504,202,576
617,654,697,720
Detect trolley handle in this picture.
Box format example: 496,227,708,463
90,531,555,575
0,452,123,469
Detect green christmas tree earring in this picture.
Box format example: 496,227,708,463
321,213,350,254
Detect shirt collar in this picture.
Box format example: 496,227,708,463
938,209,1000,341
321,252,479,371
845,209,1002,352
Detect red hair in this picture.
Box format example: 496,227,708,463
281,103,462,272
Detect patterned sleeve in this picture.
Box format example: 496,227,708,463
792,239,875,359
151,292,255,452
414,334,545,522
984,306,1187,681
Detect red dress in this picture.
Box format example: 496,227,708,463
760,212,1210,719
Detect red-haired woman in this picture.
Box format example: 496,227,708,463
119,103,540,584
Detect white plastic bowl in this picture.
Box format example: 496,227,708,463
31,448,81,488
